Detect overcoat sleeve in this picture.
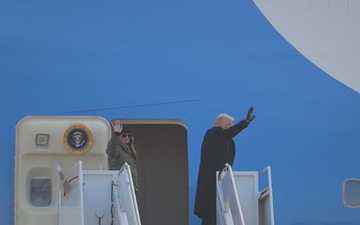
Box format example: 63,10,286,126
106,134,120,157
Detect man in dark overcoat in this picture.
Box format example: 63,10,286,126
194,107,256,225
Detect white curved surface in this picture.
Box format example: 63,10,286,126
253,0,360,93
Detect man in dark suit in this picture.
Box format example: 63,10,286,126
194,107,256,225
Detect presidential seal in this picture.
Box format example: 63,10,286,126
62,123,94,155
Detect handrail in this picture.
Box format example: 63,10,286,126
258,166,275,225
216,163,246,225
53,160,72,194
218,163,230,181
259,166,272,194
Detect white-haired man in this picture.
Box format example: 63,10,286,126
194,107,256,225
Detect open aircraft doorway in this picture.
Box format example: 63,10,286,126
112,119,189,225
15,116,189,225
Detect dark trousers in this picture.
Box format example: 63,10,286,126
201,212,216,225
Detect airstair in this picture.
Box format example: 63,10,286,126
216,164,275,225
55,160,140,225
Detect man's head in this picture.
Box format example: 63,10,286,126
213,114,234,130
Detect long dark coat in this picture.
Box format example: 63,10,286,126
106,134,139,192
194,119,249,219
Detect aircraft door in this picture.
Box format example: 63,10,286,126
14,116,111,225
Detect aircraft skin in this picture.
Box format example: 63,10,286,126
1,0,359,225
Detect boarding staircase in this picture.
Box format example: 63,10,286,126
55,160,141,225
216,164,275,225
